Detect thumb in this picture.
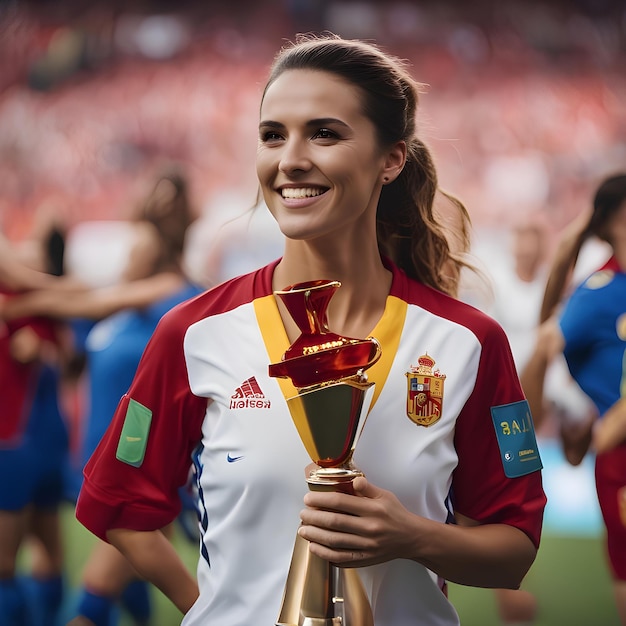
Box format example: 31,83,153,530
351,476,380,498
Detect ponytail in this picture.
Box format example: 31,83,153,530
377,137,472,296
540,172,626,321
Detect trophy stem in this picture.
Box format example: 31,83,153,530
276,483,374,626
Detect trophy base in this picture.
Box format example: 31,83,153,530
307,467,363,494
276,617,343,626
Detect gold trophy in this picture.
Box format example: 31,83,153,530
269,279,381,626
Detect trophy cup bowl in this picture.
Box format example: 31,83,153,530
269,280,380,626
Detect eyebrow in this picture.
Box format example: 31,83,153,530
258,117,351,130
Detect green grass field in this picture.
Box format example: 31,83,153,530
49,503,619,626
449,532,619,626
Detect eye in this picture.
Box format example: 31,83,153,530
312,128,338,140
260,130,284,144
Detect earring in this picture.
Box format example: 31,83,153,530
383,176,389,183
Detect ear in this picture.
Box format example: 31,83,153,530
381,140,406,185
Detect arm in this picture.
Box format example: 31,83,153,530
107,527,199,614
2,272,185,321
76,306,208,609
298,477,536,589
0,233,55,291
519,317,565,429
593,397,626,454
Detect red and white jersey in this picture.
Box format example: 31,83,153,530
77,259,545,626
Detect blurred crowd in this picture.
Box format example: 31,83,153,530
1,0,625,262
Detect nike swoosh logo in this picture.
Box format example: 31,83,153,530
226,453,244,463
126,436,142,442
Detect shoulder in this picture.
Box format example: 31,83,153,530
152,262,277,341
564,264,624,315
389,261,506,344
579,266,624,293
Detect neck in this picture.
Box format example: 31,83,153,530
515,261,539,283
273,244,392,340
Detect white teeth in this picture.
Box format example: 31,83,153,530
281,187,325,199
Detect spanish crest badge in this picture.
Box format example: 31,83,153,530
405,353,446,426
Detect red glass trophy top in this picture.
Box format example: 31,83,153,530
268,279,381,389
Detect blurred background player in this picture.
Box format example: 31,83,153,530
522,173,626,624
0,221,70,626
2,171,202,626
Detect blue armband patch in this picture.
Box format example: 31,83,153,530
491,400,542,478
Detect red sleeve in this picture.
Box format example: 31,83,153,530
452,321,546,548
76,307,207,542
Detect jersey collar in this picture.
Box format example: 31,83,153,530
254,264,407,411
600,255,624,274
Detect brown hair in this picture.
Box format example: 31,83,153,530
540,173,626,321
263,33,471,296
135,170,196,268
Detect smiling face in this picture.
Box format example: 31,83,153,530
257,69,396,243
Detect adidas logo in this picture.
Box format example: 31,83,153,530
230,377,271,410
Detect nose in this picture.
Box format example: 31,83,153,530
278,137,312,175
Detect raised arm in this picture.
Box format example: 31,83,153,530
0,233,56,291
2,272,186,321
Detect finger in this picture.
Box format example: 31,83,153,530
351,476,379,497
300,500,382,538
303,489,374,517
298,523,365,549
305,539,374,567
300,505,363,533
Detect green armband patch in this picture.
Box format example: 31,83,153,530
116,398,152,467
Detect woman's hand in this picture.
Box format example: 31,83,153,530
298,475,537,589
10,326,42,364
298,476,420,568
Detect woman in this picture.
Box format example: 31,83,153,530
75,34,546,625
522,173,626,624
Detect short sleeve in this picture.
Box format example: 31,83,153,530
452,321,546,548
76,308,207,541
